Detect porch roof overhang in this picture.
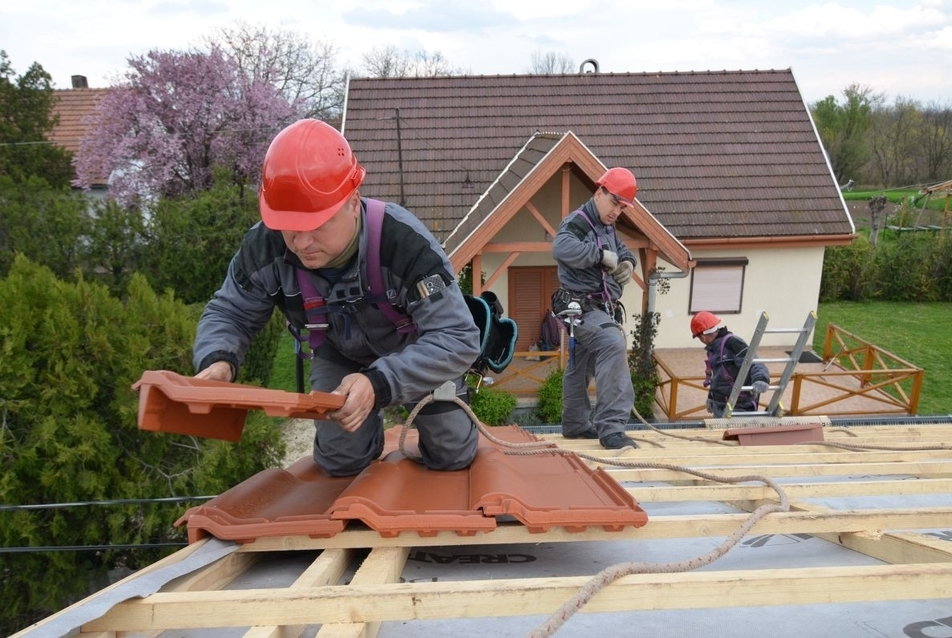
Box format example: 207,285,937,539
444,131,694,275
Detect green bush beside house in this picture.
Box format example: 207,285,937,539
0,257,284,634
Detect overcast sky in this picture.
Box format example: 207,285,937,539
2,0,950,105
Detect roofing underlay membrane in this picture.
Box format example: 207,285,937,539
19,371,949,637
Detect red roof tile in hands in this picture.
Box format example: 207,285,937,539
132,370,345,442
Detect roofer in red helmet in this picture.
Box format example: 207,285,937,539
193,119,481,476
692,311,770,418
551,167,640,449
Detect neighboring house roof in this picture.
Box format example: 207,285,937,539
49,88,107,155
342,69,854,245
50,87,109,186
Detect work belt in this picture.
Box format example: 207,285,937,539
551,288,625,324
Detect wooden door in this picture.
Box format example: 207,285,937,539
508,266,561,351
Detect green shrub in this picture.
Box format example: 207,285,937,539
535,367,564,424
821,235,875,301
83,198,147,297
0,176,90,280
821,233,952,303
628,312,660,420
239,313,284,387
469,385,517,426
874,234,944,302
141,176,259,305
0,256,282,634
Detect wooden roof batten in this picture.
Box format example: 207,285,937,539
445,130,693,295
16,422,952,637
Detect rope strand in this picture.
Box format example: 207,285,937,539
396,395,946,637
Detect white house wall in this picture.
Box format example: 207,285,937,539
468,174,825,354
650,246,826,349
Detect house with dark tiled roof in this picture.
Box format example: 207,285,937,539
341,68,855,350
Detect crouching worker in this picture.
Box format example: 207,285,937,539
193,119,481,476
691,311,770,418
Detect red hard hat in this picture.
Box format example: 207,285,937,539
259,119,366,231
690,311,721,338
596,167,638,206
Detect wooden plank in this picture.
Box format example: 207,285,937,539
547,426,952,447
822,529,952,565
604,460,952,481
164,551,261,593
15,537,219,637
601,448,952,462
21,424,952,636
236,507,952,551
247,548,355,638
783,499,952,566
318,547,409,638
81,564,952,631
628,477,952,502
597,448,952,466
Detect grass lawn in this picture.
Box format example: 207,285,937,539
813,301,952,417
844,189,947,210
270,332,304,393
843,189,950,232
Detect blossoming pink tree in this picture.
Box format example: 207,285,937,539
74,46,301,205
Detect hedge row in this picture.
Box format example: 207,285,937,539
821,233,952,302
0,257,284,633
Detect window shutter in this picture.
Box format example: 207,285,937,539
689,262,746,313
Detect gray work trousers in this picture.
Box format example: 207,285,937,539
309,355,479,476
561,307,634,439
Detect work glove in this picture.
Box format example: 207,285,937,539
611,261,633,285
600,249,618,271
705,399,715,414
752,380,769,394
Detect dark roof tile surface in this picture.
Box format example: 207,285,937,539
343,70,851,242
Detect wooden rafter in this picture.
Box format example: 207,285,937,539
21,424,952,637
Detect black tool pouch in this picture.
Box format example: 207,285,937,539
551,288,576,316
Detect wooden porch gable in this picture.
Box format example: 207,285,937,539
445,131,693,298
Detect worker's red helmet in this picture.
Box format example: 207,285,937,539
691,311,721,338
596,167,638,207
259,119,366,232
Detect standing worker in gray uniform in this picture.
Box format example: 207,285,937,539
193,119,481,476
551,168,640,450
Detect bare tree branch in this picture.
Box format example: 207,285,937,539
528,51,575,74
210,21,346,121
358,45,467,78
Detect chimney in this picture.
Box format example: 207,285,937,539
71,75,89,89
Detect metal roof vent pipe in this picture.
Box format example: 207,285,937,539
71,75,88,89
579,59,599,74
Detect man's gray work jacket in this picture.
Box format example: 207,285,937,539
193,199,480,409
552,199,636,302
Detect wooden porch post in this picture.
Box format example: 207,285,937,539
471,253,483,296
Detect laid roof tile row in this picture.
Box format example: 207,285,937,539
133,371,649,543
177,426,647,542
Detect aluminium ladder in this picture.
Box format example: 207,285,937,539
723,311,817,418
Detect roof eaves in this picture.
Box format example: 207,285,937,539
444,131,565,256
